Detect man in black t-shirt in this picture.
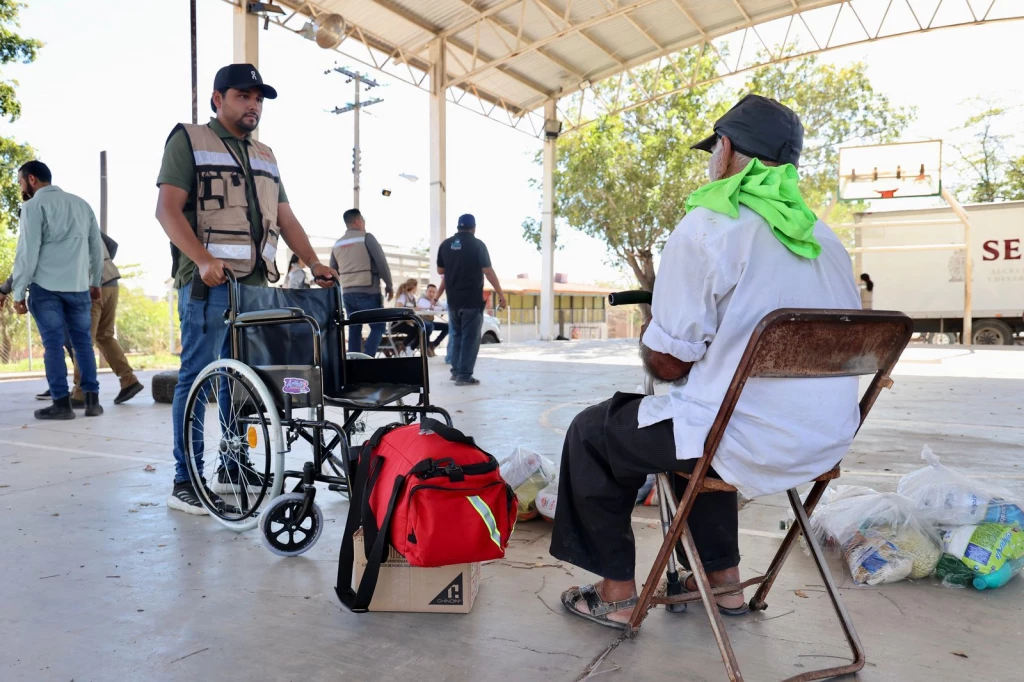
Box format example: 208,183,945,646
436,214,506,386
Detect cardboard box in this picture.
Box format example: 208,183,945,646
353,529,481,613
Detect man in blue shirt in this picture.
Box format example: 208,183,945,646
11,161,104,420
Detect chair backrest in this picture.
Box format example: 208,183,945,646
704,309,913,460
234,284,346,395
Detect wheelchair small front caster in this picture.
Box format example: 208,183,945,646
259,492,324,557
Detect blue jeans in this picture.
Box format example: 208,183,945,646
172,283,232,485
343,292,385,355
28,284,97,400
449,308,483,381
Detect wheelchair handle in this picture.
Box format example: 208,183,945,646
608,290,652,307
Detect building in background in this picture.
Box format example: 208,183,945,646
485,274,613,342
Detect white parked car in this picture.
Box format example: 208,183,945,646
481,313,502,343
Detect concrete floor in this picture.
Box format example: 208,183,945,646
1,341,1023,682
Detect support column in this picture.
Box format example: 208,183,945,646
232,4,259,139
539,99,558,341
232,4,259,66
429,39,447,284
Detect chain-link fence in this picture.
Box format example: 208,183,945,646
0,288,181,372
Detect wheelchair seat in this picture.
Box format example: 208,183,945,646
327,383,419,408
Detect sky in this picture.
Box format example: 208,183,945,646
2,1,1022,296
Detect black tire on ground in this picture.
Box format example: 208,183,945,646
481,331,500,344
152,371,178,404
972,319,1015,346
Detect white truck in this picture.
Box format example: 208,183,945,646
855,200,1024,345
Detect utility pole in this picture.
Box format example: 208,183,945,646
326,66,383,209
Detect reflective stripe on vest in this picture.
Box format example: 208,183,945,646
193,150,240,168
466,495,502,549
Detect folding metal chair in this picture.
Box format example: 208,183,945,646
627,308,914,682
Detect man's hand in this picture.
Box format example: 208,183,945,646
497,293,507,309
90,287,101,302
13,300,28,315
310,262,338,287
198,258,230,287
385,288,394,302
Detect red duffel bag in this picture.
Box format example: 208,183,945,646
336,419,517,612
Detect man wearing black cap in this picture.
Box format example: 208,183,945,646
435,214,506,386
551,95,861,628
155,63,337,515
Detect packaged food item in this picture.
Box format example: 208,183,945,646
842,529,914,585
941,523,1024,575
536,479,558,523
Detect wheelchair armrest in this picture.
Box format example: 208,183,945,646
346,308,420,325
235,307,305,325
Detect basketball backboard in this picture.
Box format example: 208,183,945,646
838,140,942,201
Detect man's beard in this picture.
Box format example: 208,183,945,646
21,188,33,201
237,113,259,132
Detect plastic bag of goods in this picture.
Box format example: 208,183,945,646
498,445,557,522
811,487,942,584
536,479,558,523
935,523,1024,590
897,446,1024,528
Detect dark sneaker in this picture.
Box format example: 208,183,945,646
35,389,51,401
35,397,75,421
211,462,271,494
167,481,209,516
455,378,480,386
114,382,145,405
84,393,103,417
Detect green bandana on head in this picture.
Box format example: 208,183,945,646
684,158,821,260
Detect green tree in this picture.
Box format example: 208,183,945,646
525,52,913,289
950,102,1024,203
0,0,41,232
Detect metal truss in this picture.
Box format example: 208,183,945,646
221,0,1023,138
558,0,1024,132
220,0,547,136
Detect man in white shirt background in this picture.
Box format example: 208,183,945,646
417,283,449,353
550,95,861,629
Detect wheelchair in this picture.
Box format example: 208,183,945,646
182,273,452,557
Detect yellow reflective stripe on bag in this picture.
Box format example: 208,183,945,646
467,495,502,548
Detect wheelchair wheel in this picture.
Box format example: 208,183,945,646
184,359,285,531
259,492,324,557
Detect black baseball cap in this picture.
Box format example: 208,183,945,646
691,94,803,167
210,64,278,111
457,214,476,229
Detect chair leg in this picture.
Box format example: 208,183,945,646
782,487,866,681
679,526,744,681
749,479,830,611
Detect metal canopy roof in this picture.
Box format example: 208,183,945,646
258,0,1024,134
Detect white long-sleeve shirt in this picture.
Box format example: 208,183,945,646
638,205,861,499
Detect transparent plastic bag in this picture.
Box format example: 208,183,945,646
536,479,558,522
498,445,557,521
897,446,1024,528
811,487,942,584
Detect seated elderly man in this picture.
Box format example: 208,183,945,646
551,95,861,629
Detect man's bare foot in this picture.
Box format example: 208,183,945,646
568,579,638,624
684,566,745,610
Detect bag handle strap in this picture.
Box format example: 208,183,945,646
335,421,408,612
420,417,476,446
